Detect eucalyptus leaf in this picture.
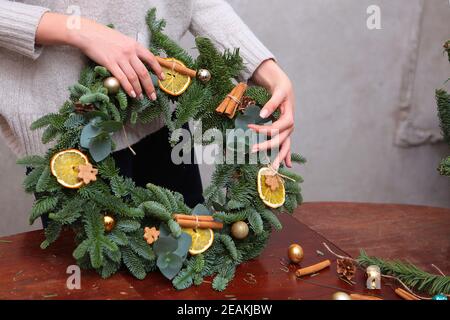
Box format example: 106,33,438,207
153,236,177,255
88,134,112,162
234,105,269,130
157,253,183,280
80,123,101,148
192,204,211,216
173,232,192,259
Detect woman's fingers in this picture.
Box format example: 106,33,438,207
272,138,291,170
259,89,285,119
130,56,157,100
251,127,292,153
137,45,164,80
285,147,293,168
108,63,136,98
118,60,143,99
248,108,294,136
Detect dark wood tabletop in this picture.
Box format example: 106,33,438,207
0,208,401,300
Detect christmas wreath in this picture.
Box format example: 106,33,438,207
17,8,305,291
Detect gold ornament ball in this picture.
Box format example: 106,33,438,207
331,291,352,300
103,215,116,232
287,244,304,264
103,76,121,94
197,69,211,83
231,221,249,239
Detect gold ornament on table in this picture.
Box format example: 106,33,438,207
366,265,381,290
103,215,116,232
331,291,352,300
103,76,121,94
231,221,249,240
77,163,98,185
287,243,304,264
144,227,160,245
336,257,357,282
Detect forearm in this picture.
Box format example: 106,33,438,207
35,12,73,46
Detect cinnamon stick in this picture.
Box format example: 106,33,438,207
350,294,383,300
395,288,420,300
175,219,223,230
155,56,197,78
216,85,237,114
224,83,247,118
215,83,248,119
173,214,214,222
295,259,331,277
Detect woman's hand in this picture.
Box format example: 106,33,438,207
249,59,295,169
36,13,163,100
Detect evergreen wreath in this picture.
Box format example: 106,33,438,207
17,8,305,291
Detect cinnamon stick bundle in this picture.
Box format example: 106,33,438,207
155,56,197,78
295,260,331,277
216,82,248,119
174,214,223,230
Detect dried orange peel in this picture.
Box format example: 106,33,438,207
182,227,214,255
158,57,192,96
257,167,286,209
50,149,89,189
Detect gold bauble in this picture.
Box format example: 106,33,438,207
103,76,121,94
231,221,249,240
196,69,211,83
103,215,116,232
331,292,352,300
287,244,304,264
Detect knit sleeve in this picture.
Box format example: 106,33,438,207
0,0,50,59
189,0,275,81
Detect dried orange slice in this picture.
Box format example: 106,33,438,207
158,58,191,96
182,228,214,255
257,167,286,209
50,149,89,189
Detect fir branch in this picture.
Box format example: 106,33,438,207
40,221,62,249
29,196,59,224
357,250,450,295
247,209,264,235
438,156,450,176
218,234,238,261
122,247,146,280
17,155,46,167
259,209,282,230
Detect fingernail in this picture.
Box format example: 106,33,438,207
260,109,269,118
160,72,165,80
251,145,258,153
139,93,144,100
151,92,157,101
130,90,136,98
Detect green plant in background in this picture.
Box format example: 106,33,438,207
436,40,450,176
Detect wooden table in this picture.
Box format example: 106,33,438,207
0,212,400,300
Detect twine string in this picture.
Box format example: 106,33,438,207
122,126,136,156
227,94,241,105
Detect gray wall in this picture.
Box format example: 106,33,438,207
1,0,449,236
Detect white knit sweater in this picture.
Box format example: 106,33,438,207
0,0,274,156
